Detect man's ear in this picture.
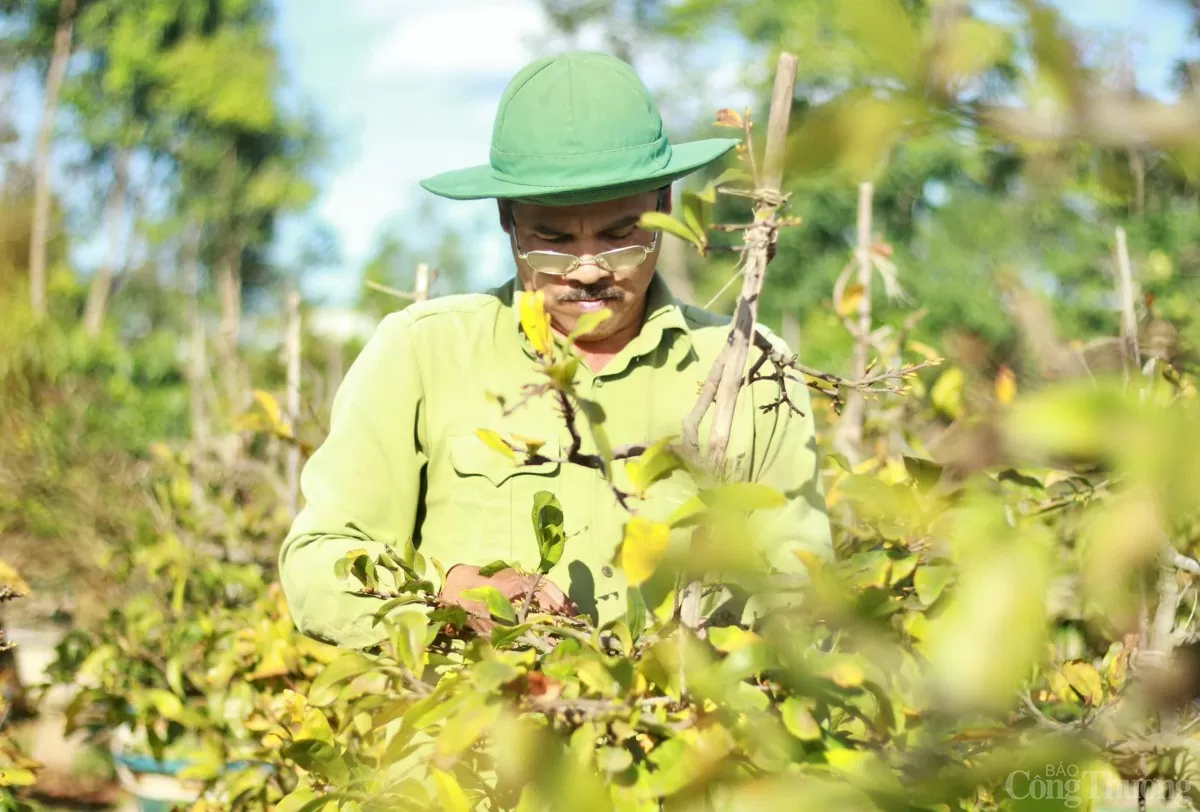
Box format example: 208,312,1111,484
497,200,512,234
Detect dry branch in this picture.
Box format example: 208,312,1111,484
679,53,799,636
833,182,875,463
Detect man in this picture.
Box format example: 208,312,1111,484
280,51,831,649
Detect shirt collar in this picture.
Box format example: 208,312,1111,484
505,272,694,367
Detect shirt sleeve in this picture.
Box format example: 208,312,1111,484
279,311,428,649
748,328,835,578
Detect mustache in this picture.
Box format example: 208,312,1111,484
555,286,624,302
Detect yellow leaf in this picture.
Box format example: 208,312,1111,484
519,290,554,357
907,340,941,362
431,767,470,812
253,389,288,434
476,429,516,461
620,518,671,586
1047,670,1076,704
512,434,546,455
708,626,761,653
994,365,1017,406
793,549,824,575
0,559,30,594
714,108,745,128
930,367,966,419
837,282,865,317
823,657,865,688
1061,660,1104,705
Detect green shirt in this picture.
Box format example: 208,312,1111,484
280,274,831,648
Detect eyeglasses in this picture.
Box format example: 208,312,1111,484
507,188,667,277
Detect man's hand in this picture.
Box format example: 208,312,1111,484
440,565,578,634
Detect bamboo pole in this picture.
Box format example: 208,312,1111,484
834,182,875,463
679,52,799,634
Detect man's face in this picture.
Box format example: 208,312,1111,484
501,189,668,343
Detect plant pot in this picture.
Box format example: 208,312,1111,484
111,751,204,812
109,729,269,812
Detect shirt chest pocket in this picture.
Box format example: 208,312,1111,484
446,434,561,560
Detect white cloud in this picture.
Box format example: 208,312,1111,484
364,0,546,80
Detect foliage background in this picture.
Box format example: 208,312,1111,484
4,0,1200,810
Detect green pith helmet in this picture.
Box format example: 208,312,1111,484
419,51,739,206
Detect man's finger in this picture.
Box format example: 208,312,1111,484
533,580,577,615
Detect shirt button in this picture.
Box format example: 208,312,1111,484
594,379,606,389
601,565,614,578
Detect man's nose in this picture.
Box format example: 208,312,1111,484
565,255,610,286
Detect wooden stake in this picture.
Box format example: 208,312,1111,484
1114,226,1141,376
679,52,799,634
834,182,875,463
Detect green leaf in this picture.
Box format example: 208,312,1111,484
889,554,918,585
567,309,613,344
432,768,470,812
147,689,183,720
282,739,350,786
625,437,683,495
923,513,1052,710
430,605,470,630
712,167,752,188
681,192,711,246
490,623,532,649
436,699,503,758
780,698,822,740
668,495,708,527
702,482,787,511
531,491,567,574
308,652,377,707
478,560,512,577
166,657,185,696
606,620,633,657
638,211,704,250
390,611,431,674
575,397,614,478
371,594,425,625
471,658,521,693
462,586,517,624
903,456,943,492
914,565,952,606
597,746,633,773
626,588,647,643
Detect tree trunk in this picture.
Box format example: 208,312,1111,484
183,226,206,449
28,0,77,320
216,234,243,405
83,150,131,337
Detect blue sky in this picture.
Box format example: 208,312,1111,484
272,0,759,302
8,1,1194,305
272,0,1199,304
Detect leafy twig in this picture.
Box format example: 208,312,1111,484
518,573,542,624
